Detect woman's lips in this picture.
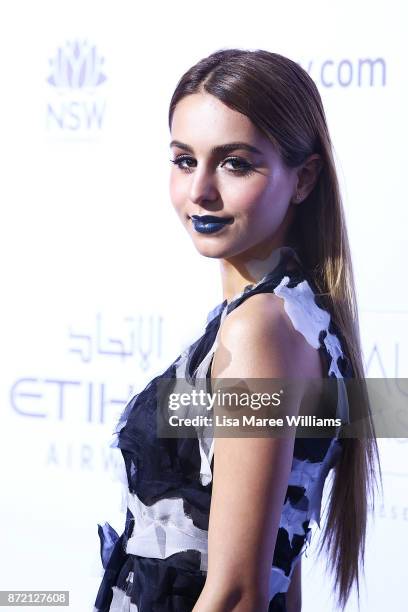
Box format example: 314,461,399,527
190,214,234,234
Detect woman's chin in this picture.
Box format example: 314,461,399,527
190,236,246,260
191,238,231,259
193,245,226,259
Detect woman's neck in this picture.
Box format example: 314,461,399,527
219,243,297,304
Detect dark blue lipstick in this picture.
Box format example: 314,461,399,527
190,214,234,234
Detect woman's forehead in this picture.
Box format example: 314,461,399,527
170,92,271,154
171,93,254,135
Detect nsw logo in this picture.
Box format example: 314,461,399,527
46,39,107,134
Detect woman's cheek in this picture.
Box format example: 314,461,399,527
169,174,186,214
225,182,268,216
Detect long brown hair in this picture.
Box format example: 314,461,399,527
168,48,382,609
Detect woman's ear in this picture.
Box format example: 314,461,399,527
291,154,323,204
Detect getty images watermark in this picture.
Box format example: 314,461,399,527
156,377,408,438
156,377,346,438
166,387,341,429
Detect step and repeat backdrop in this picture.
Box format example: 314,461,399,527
0,1,406,610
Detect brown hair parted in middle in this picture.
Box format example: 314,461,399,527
168,47,382,610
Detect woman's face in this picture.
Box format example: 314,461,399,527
169,91,300,262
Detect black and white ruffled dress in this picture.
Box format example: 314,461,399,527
93,246,352,612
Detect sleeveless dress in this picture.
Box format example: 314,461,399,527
93,246,353,612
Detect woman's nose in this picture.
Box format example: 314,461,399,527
188,168,219,204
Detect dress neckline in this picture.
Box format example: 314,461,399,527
206,245,303,325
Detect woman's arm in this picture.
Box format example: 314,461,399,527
286,558,302,612
192,293,321,611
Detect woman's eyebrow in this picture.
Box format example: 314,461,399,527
169,140,263,156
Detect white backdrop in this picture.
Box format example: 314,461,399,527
0,1,407,610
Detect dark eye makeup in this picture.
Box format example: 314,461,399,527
169,154,256,177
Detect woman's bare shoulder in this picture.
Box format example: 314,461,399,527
213,291,323,380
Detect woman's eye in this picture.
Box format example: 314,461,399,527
170,155,196,172
222,157,255,175
170,155,255,176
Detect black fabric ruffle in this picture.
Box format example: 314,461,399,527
95,545,206,611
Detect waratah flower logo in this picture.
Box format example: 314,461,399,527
47,39,107,89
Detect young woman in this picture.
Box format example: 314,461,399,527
93,49,381,612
